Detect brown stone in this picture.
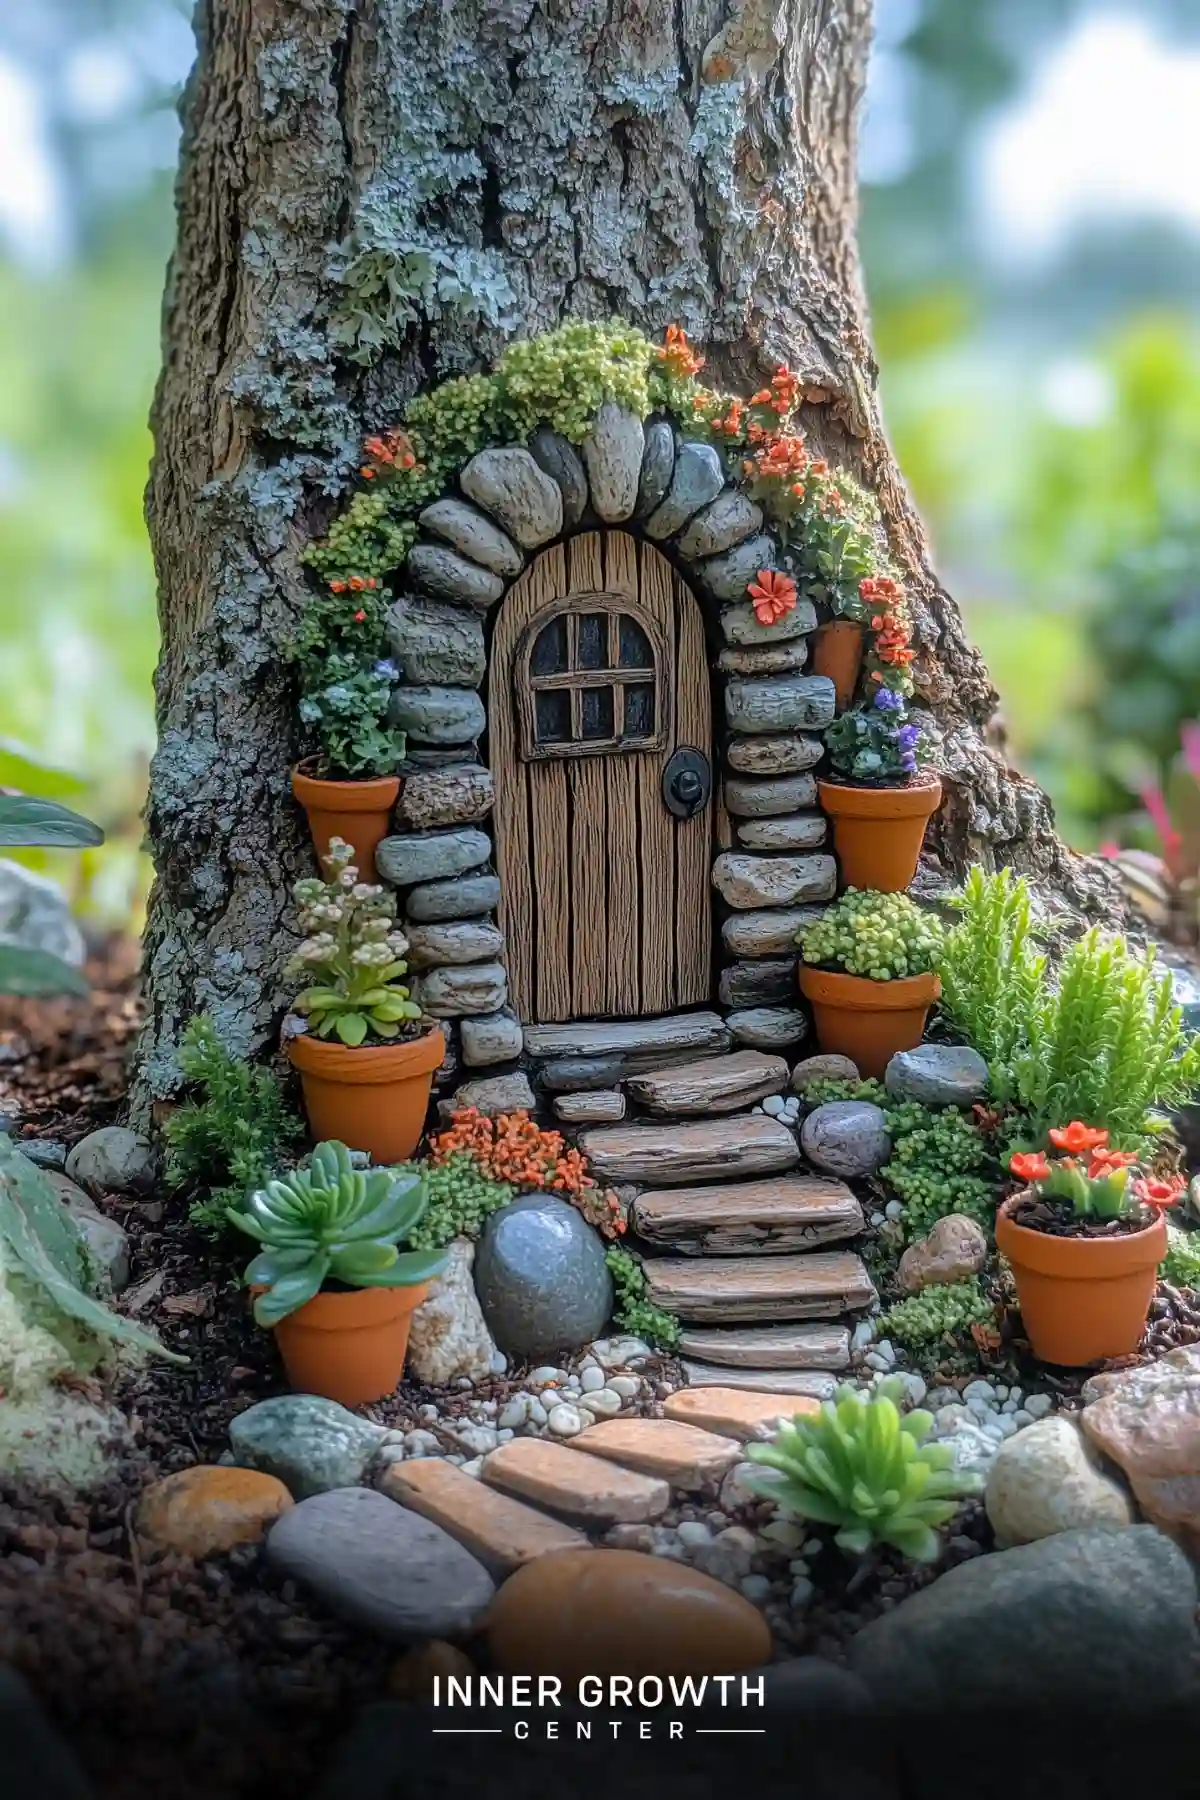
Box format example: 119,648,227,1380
790,1054,860,1092
379,1456,588,1577
1080,1344,1200,1556
387,1641,476,1701
135,1466,293,1559
664,1386,821,1442
896,1214,989,1293
487,1549,772,1678
553,1090,626,1123
578,1115,799,1185
632,1175,863,1255
676,1321,851,1370
644,1250,875,1323
624,1049,787,1116
481,1437,670,1525
679,1362,838,1399
571,1417,741,1492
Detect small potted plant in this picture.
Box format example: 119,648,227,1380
818,688,942,892
229,1141,447,1405
797,889,943,1078
285,838,445,1163
997,1124,1182,1366
288,577,406,880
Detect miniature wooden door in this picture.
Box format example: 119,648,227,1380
490,531,713,1024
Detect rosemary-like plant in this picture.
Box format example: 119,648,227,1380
936,868,1047,1097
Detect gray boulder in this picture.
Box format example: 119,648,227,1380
0,861,85,968
228,1395,389,1498
800,1101,892,1178
474,1193,613,1361
64,1126,156,1196
884,1044,989,1109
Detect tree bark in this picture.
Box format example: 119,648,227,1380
137,0,1118,1112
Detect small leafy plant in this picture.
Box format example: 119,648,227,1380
825,687,926,784
1007,1124,1183,1222
881,1278,997,1351
164,1015,304,1231
800,889,943,980
882,1104,996,1240
429,1107,625,1238
605,1245,681,1350
287,579,406,781
0,789,104,998
744,1376,980,1560
288,838,424,1046
936,867,1048,1089
399,1153,516,1251
1162,1219,1200,1288
228,1141,447,1326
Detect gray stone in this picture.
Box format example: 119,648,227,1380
724,676,836,734
42,1170,130,1292
405,873,501,922
460,1008,524,1066
528,427,588,528
727,1007,810,1050
539,1055,631,1092
417,499,523,577
64,1126,155,1196
229,1395,388,1498
460,446,563,548
396,764,494,832
0,862,85,969
405,543,505,611
885,1044,990,1109
411,963,508,1019
677,490,764,560
386,596,485,687
985,1416,1135,1548
800,1101,892,1178
405,919,504,969
388,685,485,747
553,1091,626,1123
474,1194,614,1361
752,1656,876,1717
19,1139,67,1170
266,1487,494,1642
718,960,795,1009
791,1054,860,1092
695,535,778,603
712,852,837,909
377,828,491,889
721,908,827,959
725,734,825,776
896,1214,988,1293
718,641,809,677
848,1526,1198,1712
634,419,676,517
720,598,818,646
737,814,827,851
407,1237,497,1385
439,1072,535,1121
644,440,725,539
582,404,644,522
724,773,818,817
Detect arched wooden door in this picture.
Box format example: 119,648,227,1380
490,531,713,1024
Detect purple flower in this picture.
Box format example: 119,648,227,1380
900,754,917,773
873,687,904,713
373,659,399,681
893,723,921,751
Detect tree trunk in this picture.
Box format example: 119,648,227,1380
137,0,1117,1111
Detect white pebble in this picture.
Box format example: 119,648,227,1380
459,1456,484,1478
1007,1387,1023,1407
677,1521,713,1548
1025,1393,1053,1419
578,1387,623,1417
802,1538,823,1558
992,1384,1009,1402
497,1428,514,1442
455,1376,473,1390
418,1404,439,1421
864,1351,888,1372
788,1557,810,1576
875,1339,896,1365
498,1398,528,1430
851,1320,876,1351
1001,1398,1018,1414
1011,1409,1034,1430
530,1366,565,1384
869,1211,886,1228
884,1201,903,1221
790,1577,815,1608
547,1404,583,1437
994,1414,1019,1439
489,1350,508,1375
762,1094,786,1117
580,1366,606,1393
527,1399,548,1426
564,1375,581,1391
405,1428,441,1454
963,1380,996,1402
608,1375,641,1399
900,1373,927,1406
758,1519,804,1551
740,1575,773,1604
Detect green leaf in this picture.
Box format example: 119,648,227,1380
0,740,87,799
0,945,90,999
329,1240,399,1280
253,1255,329,1326
0,795,104,848
351,1246,449,1288
245,1246,316,1285
335,1012,369,1047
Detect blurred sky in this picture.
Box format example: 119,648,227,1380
0,0,1197,918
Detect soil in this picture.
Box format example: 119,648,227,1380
1007,1193,1158,1240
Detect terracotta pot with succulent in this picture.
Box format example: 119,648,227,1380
229,1141,446,1405
818,688,942,894
285,837,445,1163
797,889,943,1079
997,1124,1184,1366
287,577,406,880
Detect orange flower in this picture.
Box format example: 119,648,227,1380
1048,1122,1109,1154
1009,1151,1050,1184
1139,1176,1184,1210
1087,1147,1140,1174
746,568,798,627
660,324,705,378
329,580,347,593
770,365,801,413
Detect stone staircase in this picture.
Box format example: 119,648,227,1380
519,1011,876,1395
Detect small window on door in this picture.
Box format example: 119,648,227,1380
516,594,669,761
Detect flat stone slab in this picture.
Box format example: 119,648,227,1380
720,598,819,645
722,908,828,958
389,685,485,746
571,1417,742,1492
713,852,837,910
406,543,505,610
624,1049,787,1116
460,1007,523,1064
737,815,827,851
411,963,507,1018
664,1386,822,1441
680,1361,840,1399
378,1457,588,1579
726,733,825,776
396,764,494,832
724,774,818,819
632,1175,863,1255
718,959,796,1009
553,1090,626,1123
676,1321,852,1371
418,498,524,577
724,675,836,735
378,827,491,890
439,1071,536,1121
481,1437,670,1525
406,919,504,968
718,641,810,677
578,1116,800,1186
727,1006,810,1049
524,1011,730,1062
644,1251,876,1323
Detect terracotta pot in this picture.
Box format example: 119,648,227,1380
273,1281,430,1407
811,619,865,711
286,1027,446,1164
797,964,940,1080
818,774,942,894
995,1195,1166,1367
291,760,400,881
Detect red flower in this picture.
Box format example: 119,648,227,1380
1009,1151,1050,1184
660,324,705,378
329,580,347,594
353,609,367,622
1138,1177,1184,1210
1049,1122,1109,1154
746,569,798,627
1087,1147,1140,1175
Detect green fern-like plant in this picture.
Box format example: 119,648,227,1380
936,868,1047,1099
744,1377,980,1561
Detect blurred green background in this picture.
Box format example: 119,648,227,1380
1,0,1198,927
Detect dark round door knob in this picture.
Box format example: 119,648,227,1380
672,770,702,805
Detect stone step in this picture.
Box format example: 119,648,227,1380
569,1417,742,1494
578,1116,799,1186
379,1455,588,1578
632,1175,863,1255
676,1321,852,1371
664,1386,822,1440
680,1362,840,1400
480,1437,669,1526
624,1049,787,1116
644,1251,876,1324
553,1090,626,1124
524,1012,731,1063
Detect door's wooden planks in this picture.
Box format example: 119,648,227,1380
566,535,614,1016
600,533,645,1014
673,564,712,1004
531,759,572,1021
490,567,538,1022
635,540,679,1015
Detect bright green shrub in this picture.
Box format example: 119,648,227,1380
605,1246,680,1350
800,889,943,980
881,1279,995,1350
